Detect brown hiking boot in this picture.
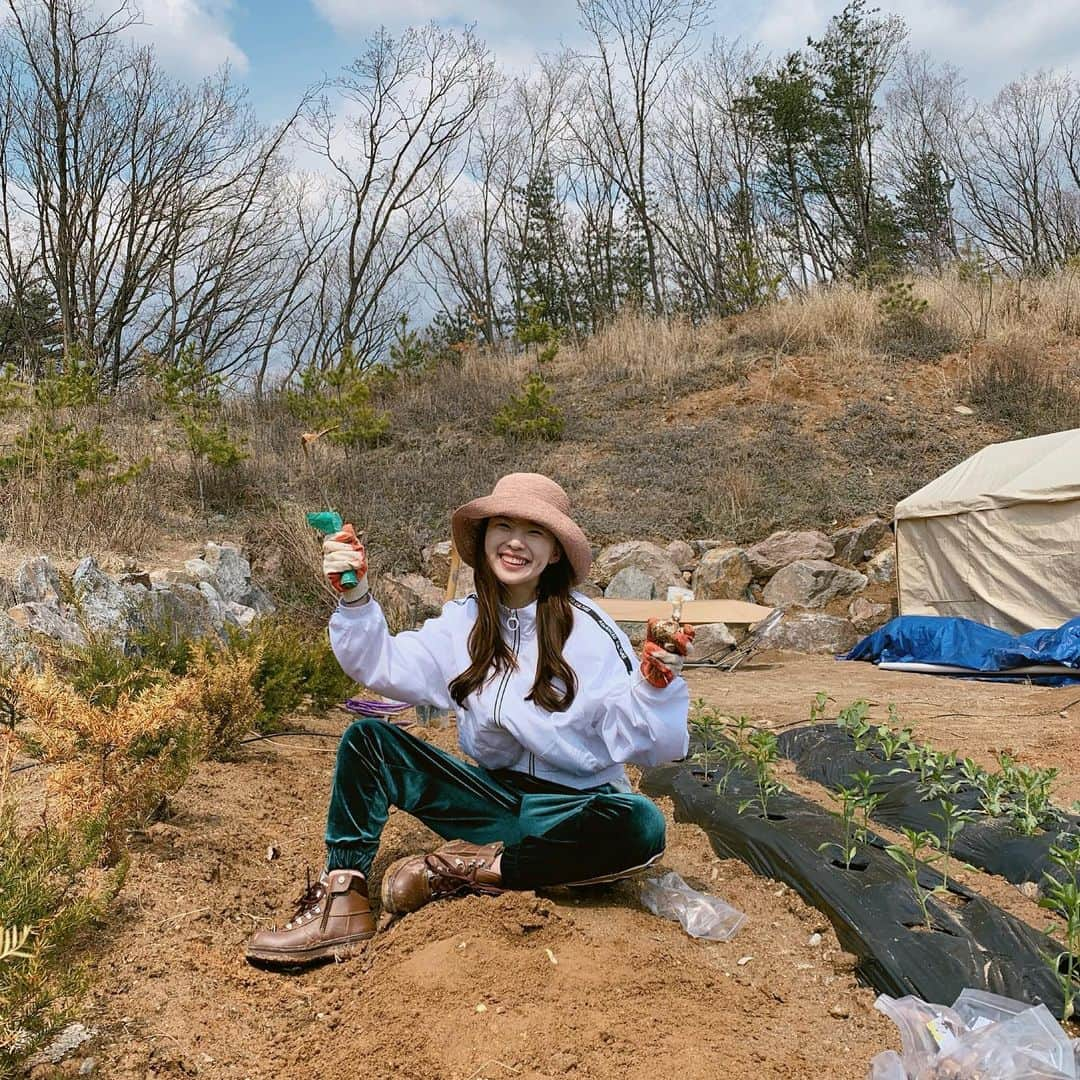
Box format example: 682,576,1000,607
245,869,375,967
380,840,505,915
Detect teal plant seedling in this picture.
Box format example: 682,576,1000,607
1039,832,1080,1023
885,827,942,930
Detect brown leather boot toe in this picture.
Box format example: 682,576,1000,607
245,869,375,967
381,840,505,915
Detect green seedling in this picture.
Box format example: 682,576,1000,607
810,691,830,723
998,752,1058,834
849,769,885,844
821,783,860,870
836,699,874,751
738,729,784,819
1038,832,1080,1023
975,770,1011,818
931,799,976,890
874,725,915,763
885,827,942,930
688,699,726,780
958,757,989,790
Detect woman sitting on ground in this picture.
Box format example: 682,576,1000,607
246,472,694,967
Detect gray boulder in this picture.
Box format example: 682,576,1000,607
866,548,896,586
690,539,728,556
664,540,696,570
202,542,252,604
576,580,603,599
605,566,656,600
758,610,859,655
691,547,752,600
238,584,276,615
379,573,444,628
849,596,890,631
7,602,86,646
140,584,221,640
691,622,736,660
453,564,475,599
197,582,241,631
72,556,131,636
0,614,42,670
228,602,258,630
181,558,215,585
831,518,890,566
746,531,835,580
15,556,63,605
421,540,454,587
763,560,867,609
0,576,15,611
591,541,684,593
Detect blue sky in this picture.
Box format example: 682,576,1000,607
130,0,1080,122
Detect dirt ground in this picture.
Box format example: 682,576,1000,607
57,654,1080,1080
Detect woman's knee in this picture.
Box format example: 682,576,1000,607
608,795,666,860
339,716,392,760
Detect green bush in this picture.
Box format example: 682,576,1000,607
493,372,565,441
873,281,958,361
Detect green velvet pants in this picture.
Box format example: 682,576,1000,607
324,717,666,889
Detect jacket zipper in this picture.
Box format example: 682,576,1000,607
492,619,520,730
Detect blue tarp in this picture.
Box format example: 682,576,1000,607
843,615,1080,684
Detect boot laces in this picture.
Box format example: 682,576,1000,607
424,852,503,898
290,868,327,920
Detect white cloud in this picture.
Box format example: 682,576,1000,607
125,0,248,78
747,0,1080,98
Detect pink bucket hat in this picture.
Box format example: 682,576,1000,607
451,473,592,584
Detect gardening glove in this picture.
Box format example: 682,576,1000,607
640,618,695,689
322,527,369,603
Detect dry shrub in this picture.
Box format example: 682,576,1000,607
575,310,745,395
964,339,1080,437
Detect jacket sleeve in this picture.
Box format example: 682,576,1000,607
328,597,460,709
592,619,690,767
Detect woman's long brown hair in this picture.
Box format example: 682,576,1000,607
449,519,578,713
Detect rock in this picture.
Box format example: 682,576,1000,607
831,518,889,566
228,602,258,630
0,576,15,610
421,540,454,586
7,603,86,646
119,572,152,590
0,613,42,670
152,568,201,588
953,404,974,415
691,547,752,600
848,596,889,630
746,531,834,580
865,548,896,586
664,540,696,570
251,545,284,578
763,560,867,609
605,566,656,600
15,556,63,604
758,610,859,654
690,539,727,556
140,585,220,640
829,1003,851,1020
238,584,276,615
691,622,736,660
72,556,131,635
577,580,603,599
182,557,215,584
617,621,647,647
379,573,444,628
453,564,475,599
198,582,240,630
202,542,252,604
591,541,684,593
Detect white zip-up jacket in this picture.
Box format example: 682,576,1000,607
329,591,690,792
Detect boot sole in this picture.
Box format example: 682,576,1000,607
245,931,375,969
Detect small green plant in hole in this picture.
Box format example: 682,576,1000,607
836,699,873,751
874,724,915,763
975,770,1011,818
931,799,976,890
849,769,885,843
688,699,727,781
1038,832,1079,1023
885,828,942,930
738,729,784,819
820,782,860,869
810,691,830,723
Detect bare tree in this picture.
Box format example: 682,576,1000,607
306,24,494,366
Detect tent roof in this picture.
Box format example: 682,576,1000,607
895,428,1080,520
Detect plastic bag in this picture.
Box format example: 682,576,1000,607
871,989,1078,1079
867,1051,906,1080
639,871,746,941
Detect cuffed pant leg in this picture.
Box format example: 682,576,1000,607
324,718,523,874
500,791,666,889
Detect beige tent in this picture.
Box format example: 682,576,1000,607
895,428,1080,634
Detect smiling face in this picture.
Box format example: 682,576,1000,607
482,515,562,607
